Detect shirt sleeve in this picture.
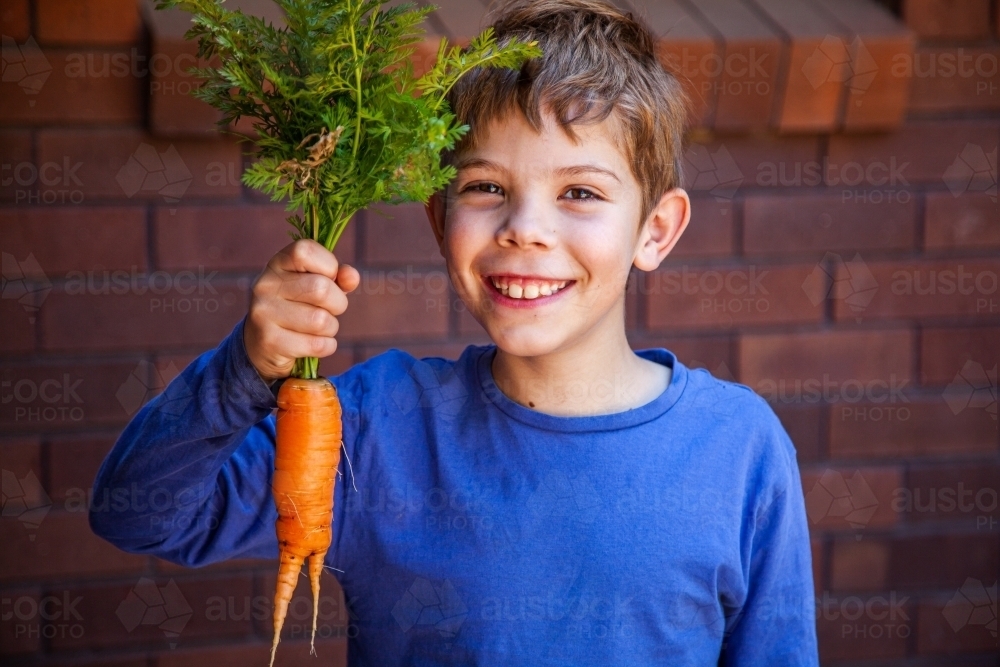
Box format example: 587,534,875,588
89,317,283,567
721,419,819,667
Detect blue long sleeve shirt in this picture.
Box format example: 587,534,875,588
90,319,819,666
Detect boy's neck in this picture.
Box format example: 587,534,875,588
490,317,671,417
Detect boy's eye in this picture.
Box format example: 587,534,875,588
465,182,503,196
562,187,601,201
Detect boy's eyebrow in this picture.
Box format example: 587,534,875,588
456,157,622,184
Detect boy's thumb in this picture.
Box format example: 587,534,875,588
336,264,361,294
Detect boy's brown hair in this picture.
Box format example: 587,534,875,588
442,0,688,228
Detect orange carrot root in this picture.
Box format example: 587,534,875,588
270,378,342,667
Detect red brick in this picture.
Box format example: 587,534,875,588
811,539,824,597
915,593,1000,654
46,435,115,504
1,361,141,431
743,193,916,255
830,400,998,459
36,130,244,201
0,129,34,203
670,197,734,258
801,465,902,531
362,203,443,266
645,263,823,331
925,192,1000,252
337,270,449,341
748,0,846,132
628,333,733,376
51,575,254,651
634,0,718,128
890,533,998,589
0,587,41,655
0,1,29,41
47,657,147,667
0,50,144,125
319,350,356,379
148,38,224,138
36,0,141,46
155,205,346,272
0,297,36,354
834,259,1000,322
457,305,489,339
426,0,489,42
152,555,267,575
816,591,911,661
701,134,821,190
903,0,993,39
901,462,1000,525
811,0,916,130
773,405,822,463
157,639,347,667
830,538,891,591
739,329,913,390
827,121,1000,184
0,437,43,505
908,46,1000,113
920,327,1000,385
40,279,250,352
0,512,146,583
0,207,147,273
685,0,781,132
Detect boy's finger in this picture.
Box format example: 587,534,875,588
273,239,340,280
279,272,349,316
336,264,361,294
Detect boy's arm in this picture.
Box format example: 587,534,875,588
89,317,282,567
722,425,819,666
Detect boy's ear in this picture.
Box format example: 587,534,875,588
425,191,446,253
632,188,691,272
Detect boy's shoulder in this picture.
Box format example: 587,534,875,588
329,343,490,413
675,360,795,454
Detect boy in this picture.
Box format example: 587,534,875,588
91,0,819,664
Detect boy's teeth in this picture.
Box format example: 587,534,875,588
490,276,568,299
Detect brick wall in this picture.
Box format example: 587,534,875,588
1,0,998,665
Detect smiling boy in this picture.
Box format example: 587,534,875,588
91,1,818,664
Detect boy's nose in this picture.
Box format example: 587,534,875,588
495,200,557,249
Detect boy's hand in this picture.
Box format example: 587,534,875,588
244,239,361,382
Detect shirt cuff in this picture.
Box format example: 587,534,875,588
228,316,279,410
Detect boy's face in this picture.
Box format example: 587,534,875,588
426,107,685,358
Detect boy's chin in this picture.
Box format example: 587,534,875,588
486,327,571,359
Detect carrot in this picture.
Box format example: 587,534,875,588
270,377,342,667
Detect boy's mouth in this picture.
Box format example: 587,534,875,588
483,274,575,305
